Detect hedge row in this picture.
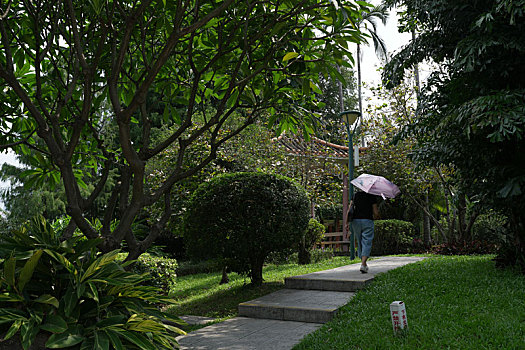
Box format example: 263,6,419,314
118,253,178,292
371,219,420,256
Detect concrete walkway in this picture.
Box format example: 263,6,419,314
176,256,425,350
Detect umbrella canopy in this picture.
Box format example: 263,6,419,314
351,174,401,199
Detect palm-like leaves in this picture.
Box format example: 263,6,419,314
0,216,184,350
355,4,389,138
359,5,389,61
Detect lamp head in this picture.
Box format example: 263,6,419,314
339,110,361,125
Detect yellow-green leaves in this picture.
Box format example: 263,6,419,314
44,249,77,277
3,255,16,289
18,250,43,292
80,250,120,283
34,294,59,308
4,319,22,341
127,315,166,333
0,217,183,350
283,52,300,62
2,250,44,293
88,0,104,15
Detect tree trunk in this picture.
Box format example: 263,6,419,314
298,247,311,265
220,266,229,284
408,192,447,243
423,192,432,246
457,193,467,241
61,219,77,240
495,210,525,272
412,29,421,98
250,259,264,286
357,43,364,146
442,181,455,242
464,208,479,242
448,214,456,242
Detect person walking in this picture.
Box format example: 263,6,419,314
348,190,380,273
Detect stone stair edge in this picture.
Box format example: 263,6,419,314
238,301,339,313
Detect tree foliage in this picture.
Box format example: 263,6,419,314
359,81,433,220
315,66,358,143
354,3,388,130
383,0,525,267
360,80,481,245
143,116,354,250
1,163,66,230
0,0,370,258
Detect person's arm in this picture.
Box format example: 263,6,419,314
372,203,380,220
346,200,354,219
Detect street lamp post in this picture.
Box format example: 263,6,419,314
339,110,361,261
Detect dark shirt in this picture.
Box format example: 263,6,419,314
352,192,379,220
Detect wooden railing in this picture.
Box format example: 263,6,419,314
318,217,349,252
319,231,349,249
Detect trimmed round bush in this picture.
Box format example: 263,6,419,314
183,172,310,285
371,219,416,256
132,254,178,292
298,218,326,265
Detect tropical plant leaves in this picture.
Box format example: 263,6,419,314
40,315,67,333
104,330,124,350
34,294,59,308
94,331,110,350
0,216,183,349
80,250,120,283
119,331,157,350
20,321,39,350
4,319,22,340
18,249,43,292
46,330,85,349
3,255,16,288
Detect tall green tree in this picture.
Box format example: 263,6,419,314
0,0,369,259
316,66,358,143
355,3,388,138
362,80,479,245
384,0,525,268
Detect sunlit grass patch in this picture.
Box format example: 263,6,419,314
294,255,525,350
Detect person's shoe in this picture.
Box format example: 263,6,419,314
360,265,369,273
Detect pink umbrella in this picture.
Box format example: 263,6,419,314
351,173,401,199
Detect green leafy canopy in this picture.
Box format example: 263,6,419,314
0,0,372,258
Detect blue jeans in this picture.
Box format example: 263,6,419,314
350,219,374,258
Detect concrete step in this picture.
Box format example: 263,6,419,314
284,274,372,292
284,256,426,292
285,266,373,292
238,289,355,323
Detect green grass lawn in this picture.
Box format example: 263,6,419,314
166,256,355,319
294,255,525,349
